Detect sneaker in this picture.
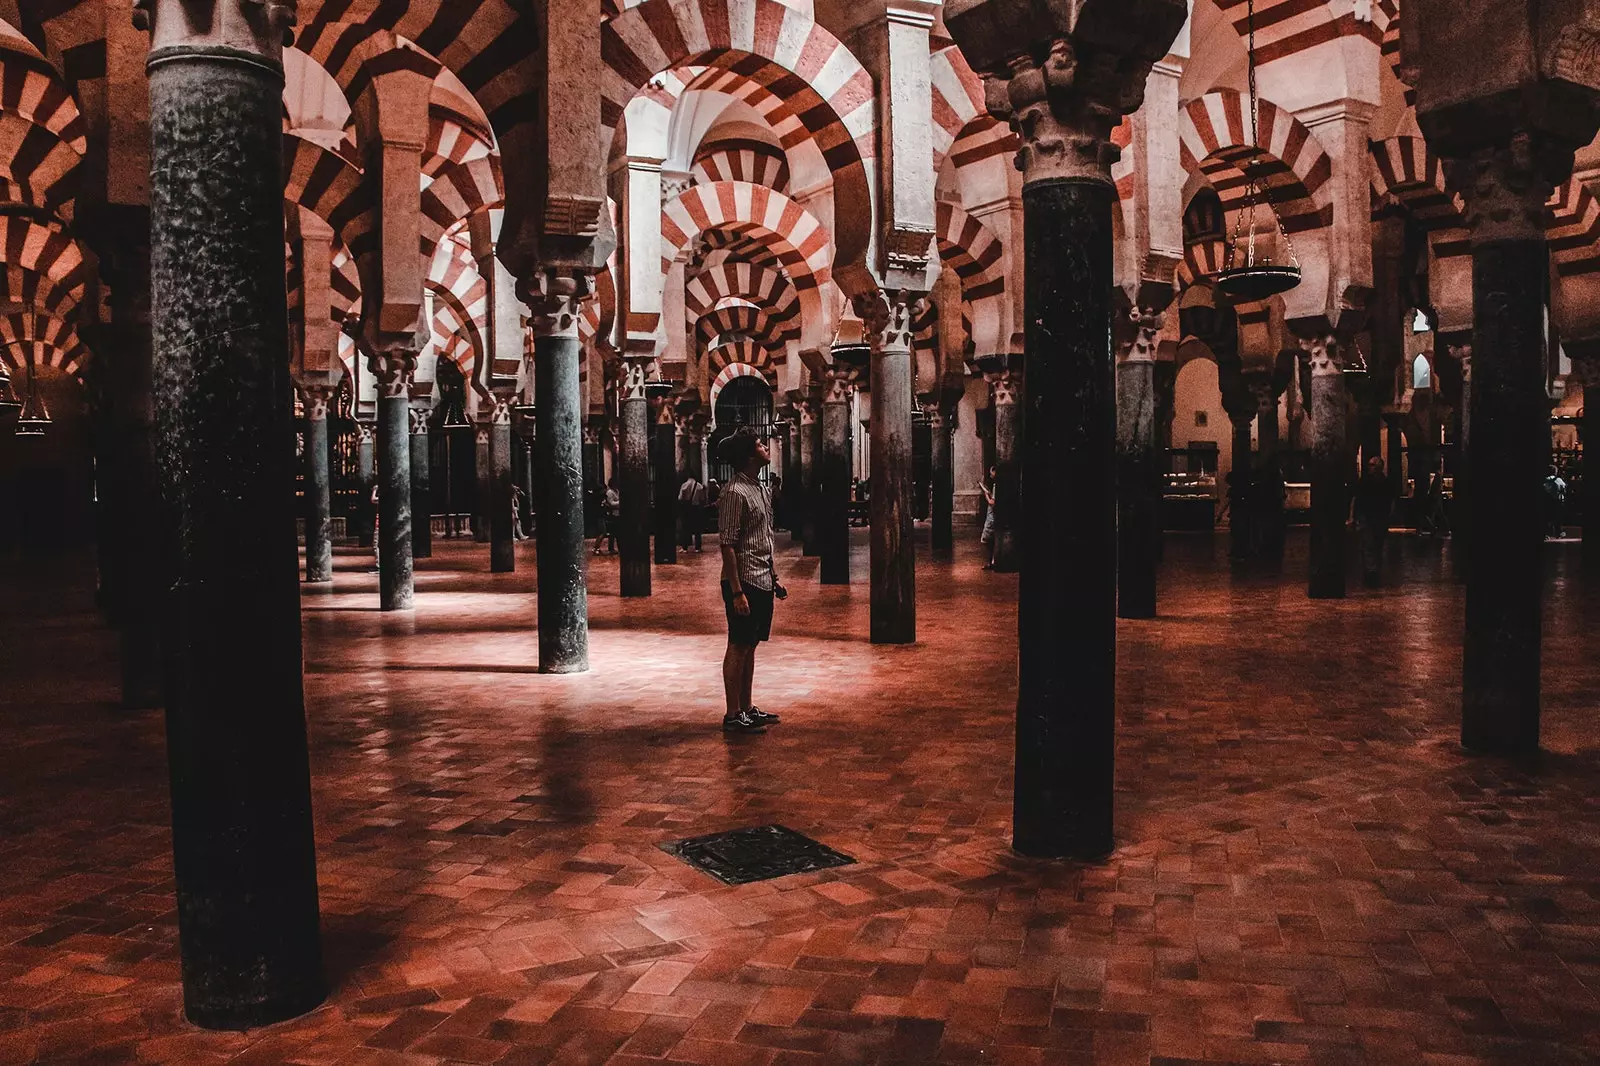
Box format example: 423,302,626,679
722,710,767,734
747,707,781,725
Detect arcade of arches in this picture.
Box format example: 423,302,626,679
4,0,1600,1061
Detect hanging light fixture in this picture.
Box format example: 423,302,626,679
14,351,50,436
1215,0,1302,303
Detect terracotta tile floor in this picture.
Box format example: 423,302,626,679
4,527,1600,1065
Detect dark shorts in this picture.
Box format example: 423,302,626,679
722,581,775,645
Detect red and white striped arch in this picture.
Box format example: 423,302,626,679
1212,0,1395,67
423,104,494,181
685,261,799,328
1549,177,1600,278
1368,137,1464,232
934,200,1005,303
695,300,783,355
0,264,82,323
602,0,874,270
707,346,776,411
692,138,790,193
0,311,87,377
419,154,503,255
1179,90,1333,234
0,215,87,293
426,234,489,367
283,133,376,263
1176,240,1228,293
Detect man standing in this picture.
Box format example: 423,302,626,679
678,471,707,552
718,428,786,734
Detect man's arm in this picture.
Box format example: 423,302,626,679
719,490,750,613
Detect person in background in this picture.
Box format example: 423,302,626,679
1545,465,1569,539
594,479,619,555
1354,456,1394,586
717,429,785,734
678,471,707,552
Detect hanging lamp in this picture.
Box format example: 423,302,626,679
1214,0,1302,303
14,352,50,436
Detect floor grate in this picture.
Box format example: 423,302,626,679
659,825,856,885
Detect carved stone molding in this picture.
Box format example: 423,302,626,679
798,398,820,426
490,397,513,425
408,407,428,434
1300,335,1343,377
990,369,1022,406
822,369,856,405
620,359,651,402
1116,307,1163,364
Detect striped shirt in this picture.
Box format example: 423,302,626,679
717,472,775,591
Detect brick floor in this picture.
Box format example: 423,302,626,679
3,527,1600,1065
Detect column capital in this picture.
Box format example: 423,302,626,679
356,422,374,445
489,397,513,425
1445,130,1579,244
298,381,335,420
522,268,593,341
989,368,1022,406
1299,334,1347,377
367,347,417,397
620,358,652,402
136,0,296,66
798,397,821,425
822,367,857,405
988,41,1128,185
408,407,428,434
1114,306,1164,364
853,289,926,355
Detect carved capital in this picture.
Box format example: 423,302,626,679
299,381,335,420
582,424,601,445
367,347,417,397
984,39,1134,185
490,397,513,425
137,0,297,62
1445,131,1576,243
356,422,374,445
1115,307,1164,364
652,393,680,425
822,368,856,405
798,398,820,426
853,290,926,355
1299,335,1343,377
989,368,1022,406
524,268,593,341
408,406,428,434
621,359,651,402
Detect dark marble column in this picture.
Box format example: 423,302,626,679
1575,357,1600,570
301,385,334,582
409,408,431,560
1116,313,1161,618
370,351,416,610
1305,339,1348,599
1013,167,1119,859
582,422,603,538
145,5,321,1026
820,368,853,585
856,291,923,644
473,424,491,543
527,272,591,672
1455,146,1559,754
619,360,651,596
799,397,821,556
489,399,515,573
1452,344,1471,582
928,402,954,555
989,368,1021,573
356,422,375,548
652,398,678,565
1253,375,1285,560
1227,409,1253,561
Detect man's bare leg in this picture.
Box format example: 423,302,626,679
740,645,756,713
723,643,749,717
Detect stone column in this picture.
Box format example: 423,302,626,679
928,400,955,555
582,421,603,538
1116,309,1161,617
409,407,431,560
619,359,651,596
783,408,803,541
489,398,515,572
857,290,923,644
799,396,821,556
1227,404,1254,561
1452,343,1472,582
356,422,375,549
941,12,1188,858
1253,373,1285,560
1572,351,1600,569
301,384,335,582
820,367,854,585
652,395,678,565
142,0,321,1026
369,348,416,610
473,423,491,543
1453,138,1567,752
989,367,1021,572
527,271,590,672
1304,336,1349,599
